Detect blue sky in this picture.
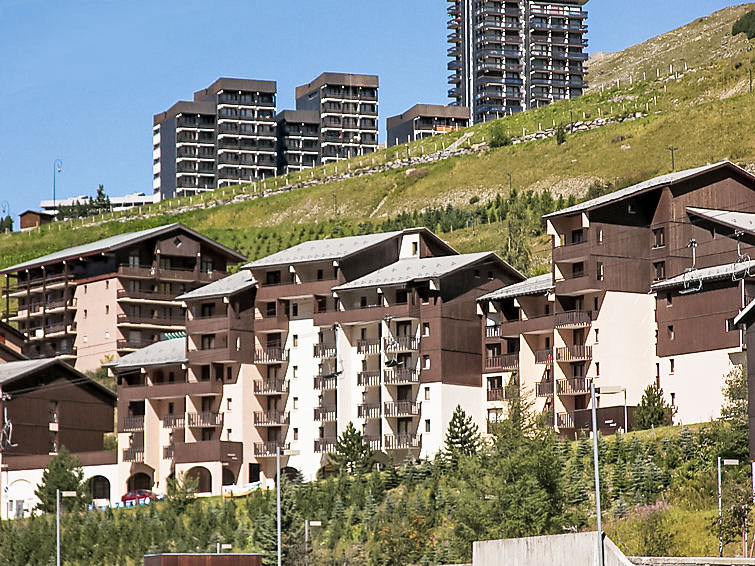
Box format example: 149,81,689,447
0,0,746,222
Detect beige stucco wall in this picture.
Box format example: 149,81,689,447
73,277,119,371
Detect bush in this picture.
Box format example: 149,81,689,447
634,383,676,430
732,10,755,39
489,122,511,148
555,124,567,145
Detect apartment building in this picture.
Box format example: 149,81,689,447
447,0,588,124
0,320,25,362
386,104,470,147
153,78,277,198
108,229,522,495
479,161,755,434
0,358,117,518
275,110,320,175
295,73,379,164
0,224,246,371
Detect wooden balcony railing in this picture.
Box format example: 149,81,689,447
121,415,144,432
358,404,380,419
314,438,338,453
554,310,592,328
384,336,420,352
313,375,338,390
313,343,337,358
254,441,290,457
557,412,575,429
484,353,519,371
254,411,290,426
383,401,421,417
485,325,501,338
163,445,175,459
313,406,337,422
555,345,592,362
384,434,421,450
535,348,554,365
254,348,289,363
187,412,223,427
536,381,554,397
254,379,289,395
556,377,592,396
357,339,381,355
383,369,419,385
162,414,185,428
357,371,381,387
487,388,508,402
122,448,144,463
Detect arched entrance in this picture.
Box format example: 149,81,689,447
88,475,111,500
186,466,212,493
127,472,152,491
222,467,235,487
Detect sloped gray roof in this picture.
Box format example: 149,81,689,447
176,270,256,301
478,273,554,301
544,161,739,219
244,231,403,269
106,338,187,371
650,260,755,291
333,252,507,291
1,223,246,273
0,358,115,398
687,207,755,236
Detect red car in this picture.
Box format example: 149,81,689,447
121,489,156,502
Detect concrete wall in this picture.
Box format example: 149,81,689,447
472,532,633,566
631,559,755,566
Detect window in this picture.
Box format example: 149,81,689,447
594,297,599,311
317,269,324,280
49,401,58,424
670,392,676,406
596,228,603,244
572,262,584,278
201,334,215,350
423,355,431,369
594,329,599,344
571,229,584,244
292,303,298,317
667,325,675,340
474,269,480,278
227,429,232,440
360,328,367,340
653,227,666,248
266,302,276,317
83,335,88,343
422,322,430,337
669,359,675,374
83,309,88,319
293,334,298,347
105,280,110,289
595,362,600,376
360,296,367,308
292,366,298,378
293,397,299,409
227,367,232,381
412,242,418,256
653,262,666,281
49,431,58,453
227,398,232,411
424,386,430,400
596,262,604,281
104,330,110,339
666,292,673,307
265,271,281,285
425,419,431,433
395,289,408,304
293,428,299,441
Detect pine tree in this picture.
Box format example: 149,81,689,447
329,421,374,474
678,426,697,461
251,512,277,566
610,455,628,499
34,446,87,513
443,405,481,468
635,383,676,429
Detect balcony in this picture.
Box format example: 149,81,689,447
485,325,501,339
313,343,337,358
313,300,420,327
313,406,337,422
487,388,508,402
536,381,554,397
163,445,175,459
384,336,420,352
187,412,223,427
254,347,289,364
357,371,381,387
498,314,555,337
557,412,574,429
122,448,144,463
187,312,252,334
117,313,185,327
383,369,419,386
173,440,243,464
384,401,421,417
357,339,381,355
314,438,337,454
555,345,592,362
254,411,290,426
358,404,380,419
314,375,337,391
384,434,421,450
554,310,592,329
120,415,144,432
556,377,592,396
535,348,554,365
116,288,177,303
484,353,519,371
116,337,161,351
254,441,290,457
254,379,289,395
162,414,185,428
118,378,221,402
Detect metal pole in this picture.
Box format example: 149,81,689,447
277,446,282,566
591,381,604,566
56,488,61,566
624,389,628,433
304,520,309,566
719,456,723,557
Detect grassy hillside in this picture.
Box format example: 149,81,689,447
1,6,753,275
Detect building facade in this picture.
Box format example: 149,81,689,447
275,110,320,175
386,104,471,147
447,0,588,124
1,224,245,371
295,73,379,164
153,78,277,198
478,161,755,434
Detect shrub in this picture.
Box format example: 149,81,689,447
555,124,567,145
732,10,755,39
489,121,511,148
634,383,676,430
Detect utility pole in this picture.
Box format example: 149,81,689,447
666,146,678,171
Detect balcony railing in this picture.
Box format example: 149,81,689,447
357,339,381,355
254,379,289,395
313,406,337,422
485,325,501,338
254,348,289,363
122,448,144,463
487,388,508,402
121,415,144,432
313,343,337,358
313,375,337,390
357,371,381,387
117,313,185,326
163,445,175,459
384,336,420,352
555,345,592,362
554,310,592,328
557,412,575,429
384,401,421,417
556,377,592,396
358,404,380,419
536,381,554,397
314,438,337,454
162,414,185,428
116,288,176,302
254,441,290,457
484,353,519,371
383,369,419,385
384,434,421,450
535,348,554,365
254,411,290,426
187,412,223,427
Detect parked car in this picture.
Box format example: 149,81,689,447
121,490,156,502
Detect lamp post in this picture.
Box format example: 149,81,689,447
596,386,628,433
718,457,740,557
666,147,678,171
590,380,604,566
304,519,322,566
53,159,63,214
56,489,77,566
277,446,300,566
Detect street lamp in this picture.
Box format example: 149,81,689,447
590,380,604,566
53,159,63,214
304,519,322,566
57,489,77,566
597,385,628,433
718,457,740,557
277,446,300,566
